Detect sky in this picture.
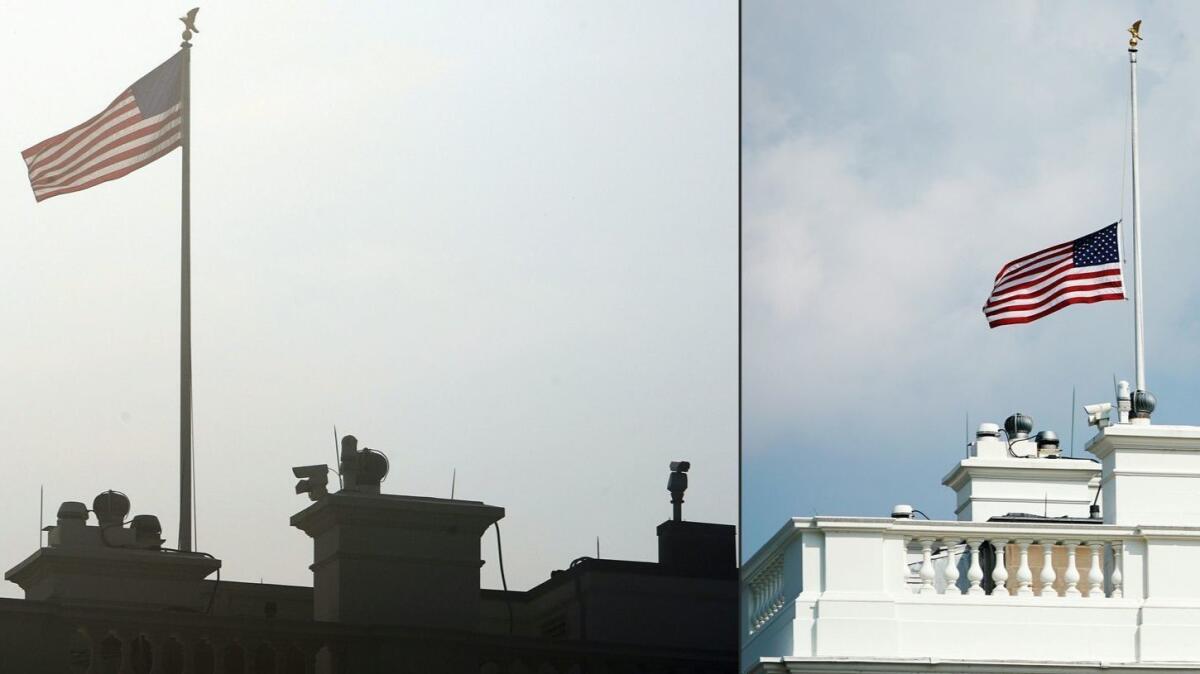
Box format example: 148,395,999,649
742,1,1200,556
0,2,736,596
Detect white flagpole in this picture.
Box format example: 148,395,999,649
1128,23,1146,395
179,13,197,552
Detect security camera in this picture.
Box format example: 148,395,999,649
669,461,691,473
293,464,330,501
1083,402,1113,428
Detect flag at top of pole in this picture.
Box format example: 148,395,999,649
21,8,201,552
20,52,185,202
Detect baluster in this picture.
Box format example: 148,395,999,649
990,540,1009,596
904,539,915,586
179,635,197,674
1039,541,1058,597
749,580,759,627
274,642,288,674
918,538,936,594
1063,541,1082,597
118,631,135,674
1111,541,1124,598
1016,540,1034,596
148,634,165,674
942,540,960,595
1087,542,1105,598
966,539,985,595
211,640,227,674
299,641,319,674
81,626,101,674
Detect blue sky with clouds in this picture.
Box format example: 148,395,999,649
742,1,1200,556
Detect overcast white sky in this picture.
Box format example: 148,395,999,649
743,1,1200,555
0,2,736,595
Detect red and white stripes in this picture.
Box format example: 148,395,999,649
22,89,182,202
984,230,1125,328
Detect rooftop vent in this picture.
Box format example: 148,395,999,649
1035,430,1061,458
1003,413,1034,440
92,490,130,527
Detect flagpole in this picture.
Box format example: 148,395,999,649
179,18,195,552
1129,28,1145,395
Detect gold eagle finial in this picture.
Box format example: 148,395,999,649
1128,19,1143,49
180,7,200,46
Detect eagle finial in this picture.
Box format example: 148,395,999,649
180,7,200,46
1128,19,1143,49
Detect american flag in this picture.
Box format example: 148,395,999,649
21,52,184,202
983,222,1125,328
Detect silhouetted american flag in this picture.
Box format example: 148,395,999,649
984,222,1125,328
21,52,183,202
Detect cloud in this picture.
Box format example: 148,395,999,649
742,1,1200,552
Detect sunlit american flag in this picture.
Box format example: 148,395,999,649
983,222,1125,328
21,52,183,202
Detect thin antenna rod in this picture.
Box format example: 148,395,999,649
39,485,43,549
451,468,457,499
596,536,600,559
1129,24,1147,393
332,425,343,489
964,411,970,458
1071,386,1077,457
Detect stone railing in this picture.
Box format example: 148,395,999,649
744,551,785,632
0,597,733,674
902,533,1124,599
737,516,1200,671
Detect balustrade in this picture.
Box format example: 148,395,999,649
746,552,786,632
73,625,324,674
905,534,1126,599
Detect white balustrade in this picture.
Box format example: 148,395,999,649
897,532,1129,600
746,552,786,632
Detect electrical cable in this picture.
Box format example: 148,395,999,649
493,521,513,634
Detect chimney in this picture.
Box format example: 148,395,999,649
290,438,504,629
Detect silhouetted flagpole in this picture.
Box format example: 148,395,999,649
179,14,196,552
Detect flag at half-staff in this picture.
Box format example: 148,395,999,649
21,7,201,553
983,222,1125,328
21,51,184,202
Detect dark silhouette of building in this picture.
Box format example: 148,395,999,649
0,437,735,673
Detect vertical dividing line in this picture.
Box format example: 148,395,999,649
179,42,194,552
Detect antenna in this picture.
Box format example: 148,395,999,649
1071,386,1077,457
450,468,457,499
38,485,43,549
964,411,970,457
596,536,600,559
332,425,343,489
